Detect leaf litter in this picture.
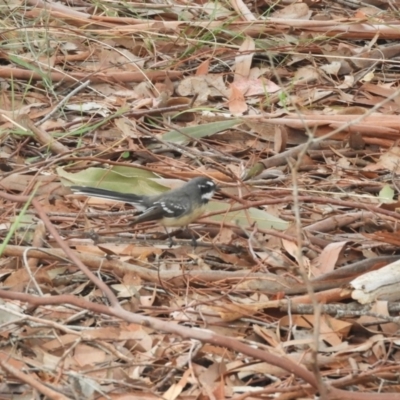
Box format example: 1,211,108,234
1,0,400,399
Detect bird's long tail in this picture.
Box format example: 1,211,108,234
71,186,145,206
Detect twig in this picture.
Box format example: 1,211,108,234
38,80,90,125
0,356,70,400
254,86,400,171
0,191,120,309
23,247,43,296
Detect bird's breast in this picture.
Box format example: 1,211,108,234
160,204,206,227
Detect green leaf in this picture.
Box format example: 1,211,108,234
57,166,168,196
206,202,289,231
9,54,51,85
162,119,241,144
63,107,128,138
108,166,159,178
379,184,395,203
244,163,264,180
0,187,37,256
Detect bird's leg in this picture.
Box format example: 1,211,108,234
161,227,198,248
163,226,176,247
185,226,198,248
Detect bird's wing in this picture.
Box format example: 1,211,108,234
131,196,191,225
130,204,166,225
